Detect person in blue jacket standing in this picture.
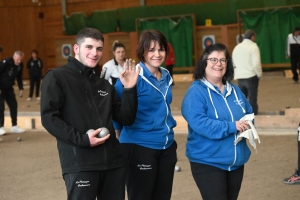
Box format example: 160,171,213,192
181,43,253,200
114,29,177,200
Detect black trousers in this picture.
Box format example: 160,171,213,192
63,167,125,200
190,162,244,200
122,141,177,200
0,87,18,126
29,76,41,98
238,76,259,115
290,56,300,82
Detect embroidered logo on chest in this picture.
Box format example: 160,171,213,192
234,99,243,105
98,90,108,96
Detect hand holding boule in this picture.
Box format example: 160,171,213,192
86,128,110,147
99,127,110,138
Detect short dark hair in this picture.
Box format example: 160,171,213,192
244,29,256,39
112,40,125,52
136,30,168,63
193,43,234,84
294,27,300,32
76,28,104,46
31,49,38,54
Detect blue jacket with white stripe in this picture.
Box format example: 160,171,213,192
181,79,253,171
114,61,176,149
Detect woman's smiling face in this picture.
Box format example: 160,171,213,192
205,51,227,83
143,40,166,70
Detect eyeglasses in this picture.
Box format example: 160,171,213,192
207,58,227,65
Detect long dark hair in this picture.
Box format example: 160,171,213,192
193,43,234,84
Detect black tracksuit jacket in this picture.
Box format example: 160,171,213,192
0,57,23,90
27,57,43,78
41,56,137,174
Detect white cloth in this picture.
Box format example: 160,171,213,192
234,113,261,153
232,39,262,79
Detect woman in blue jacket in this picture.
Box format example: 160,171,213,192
114,30,177,200
181,43,253,200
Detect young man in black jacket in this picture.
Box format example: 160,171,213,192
40,28,140,200
0,50,26,135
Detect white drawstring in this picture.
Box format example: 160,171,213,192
232,87,246,114
207,87,219,119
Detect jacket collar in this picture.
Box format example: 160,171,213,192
113,58,118,66
67,56,95,76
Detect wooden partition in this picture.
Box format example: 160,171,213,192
55,36,76,68
102,32,138,63
195,24,239,59
0,0,291,79
54,32,138,72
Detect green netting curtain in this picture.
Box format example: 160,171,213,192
64,12,87,35
63,1,299,34
138,16,193,68
241,9,300,64
64,10,118,34
87,10,118,33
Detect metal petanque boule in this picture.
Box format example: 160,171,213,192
175,165,181,172
86,128,109,138
99,127,109,138
86,129,95,135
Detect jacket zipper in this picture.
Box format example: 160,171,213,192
86,76,107,164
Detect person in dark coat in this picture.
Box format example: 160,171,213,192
26,49,43,101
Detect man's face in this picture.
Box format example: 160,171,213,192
13,54,24,65
73,38,103,68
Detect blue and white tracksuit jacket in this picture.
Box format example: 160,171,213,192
114,62,177,150
181,78,253,171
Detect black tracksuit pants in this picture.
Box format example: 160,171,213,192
290,56,300,82
29,76,41,98
122,141,177,200
190,162,244,200
0,87,18,126
63,167,125,200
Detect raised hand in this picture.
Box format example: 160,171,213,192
119,59,141,88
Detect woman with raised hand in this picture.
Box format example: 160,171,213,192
114,30,177,200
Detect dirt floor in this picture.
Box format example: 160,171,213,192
0,132,299,200
1,70,300,200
